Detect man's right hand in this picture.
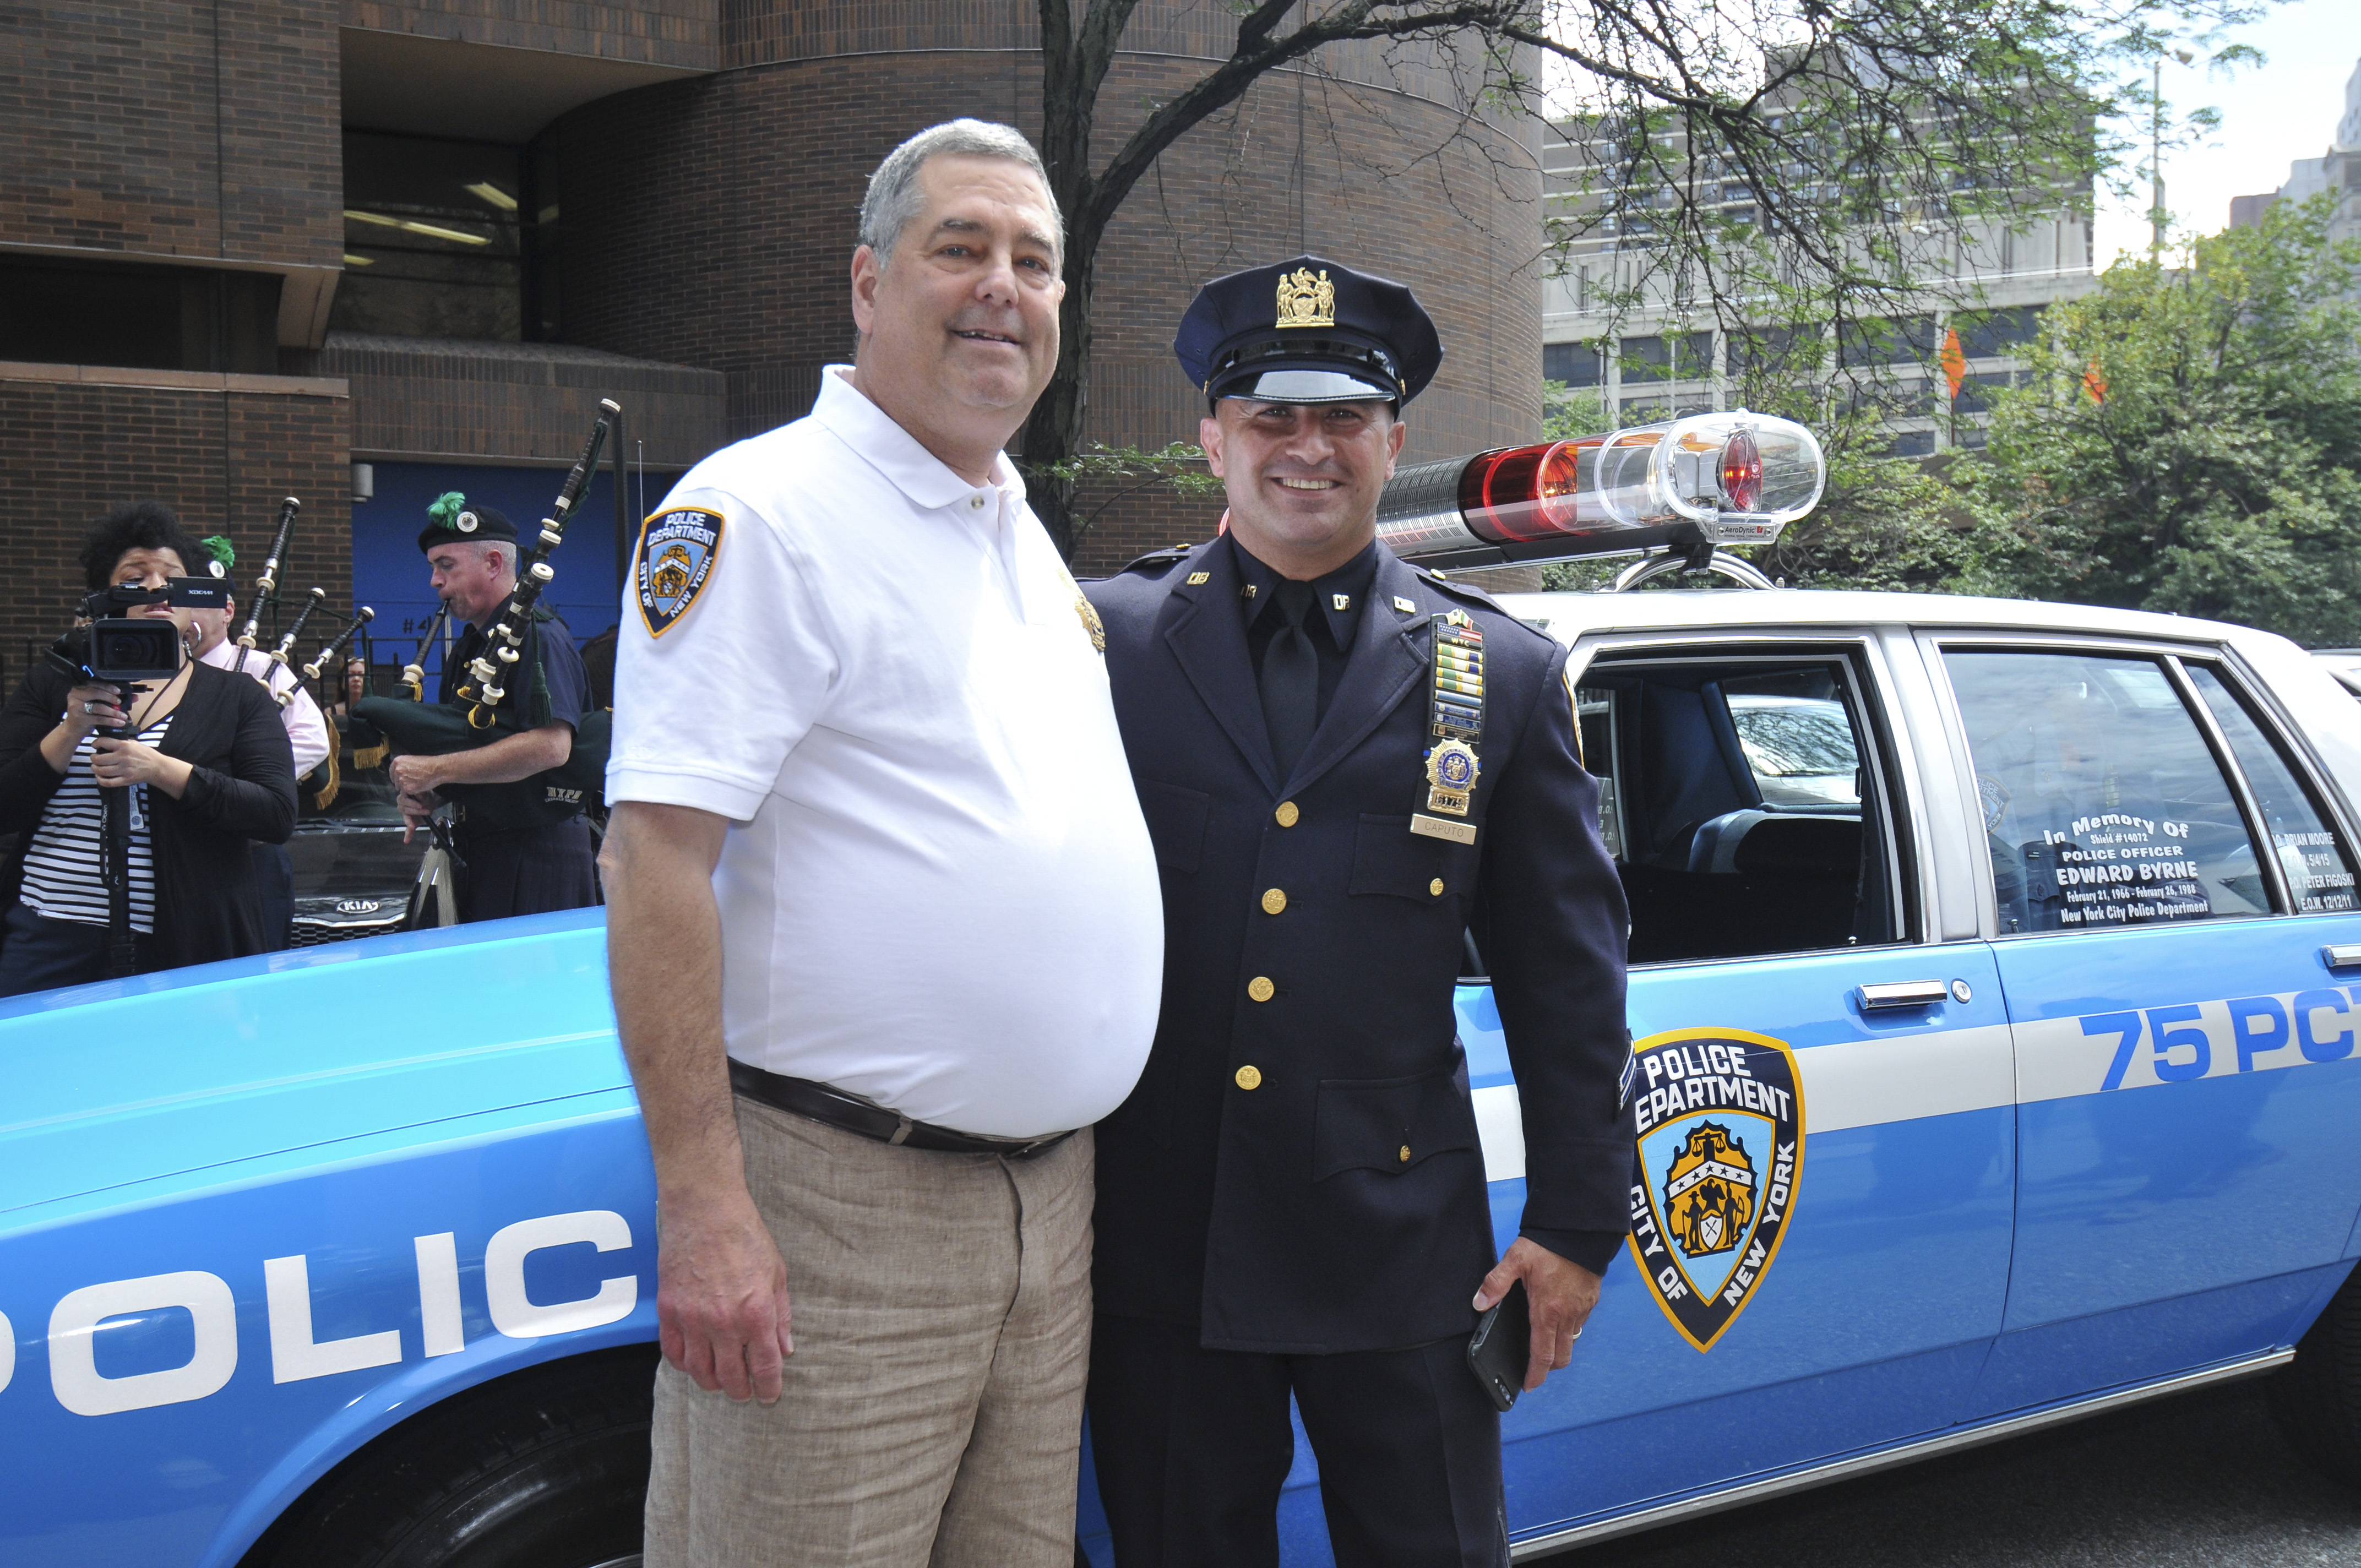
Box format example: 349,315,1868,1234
656,1186,796,1403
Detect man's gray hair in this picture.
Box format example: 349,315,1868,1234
858,120,1062,263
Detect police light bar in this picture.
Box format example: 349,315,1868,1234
1375,410,1826,568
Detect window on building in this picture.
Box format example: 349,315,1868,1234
1955,306,2044,359
1954,370,2011,414
1836,314,1938,369
0,258,278,373
333,130,562,341
1544,341,1606,388
1731,325,1818,382
1621,331,1715,384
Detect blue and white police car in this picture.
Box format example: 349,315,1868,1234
9,412,2361,1567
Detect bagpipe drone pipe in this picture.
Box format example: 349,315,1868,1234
351,400,620,831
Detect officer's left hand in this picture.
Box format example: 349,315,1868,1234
1475,1238,1601,1391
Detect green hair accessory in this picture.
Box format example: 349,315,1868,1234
201,536,236,568
428,492,468,526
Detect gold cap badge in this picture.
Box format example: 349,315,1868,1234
1275,268,1336,329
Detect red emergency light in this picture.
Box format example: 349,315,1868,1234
1375,411,1823,568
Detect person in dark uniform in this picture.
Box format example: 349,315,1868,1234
1082,258,1633,1568
388,493,597,921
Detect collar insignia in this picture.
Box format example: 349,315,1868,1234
1074,590,1106,654
1275,267,1336,329
1187,571,1211,585
1394,595,1417,614
1628,1028,1806,1352
1331,594,1351,611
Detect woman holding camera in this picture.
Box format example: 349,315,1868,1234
0,502,296,996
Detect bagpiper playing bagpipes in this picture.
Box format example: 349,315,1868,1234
180,526,336,951
357,400,617,923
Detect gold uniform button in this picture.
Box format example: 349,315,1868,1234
1275,801,1300,827
1261,888,1287,915
1236,1065,1263,1091
1247,976,1276,1003
1399,1145,1412,1163
1429,878,1445,897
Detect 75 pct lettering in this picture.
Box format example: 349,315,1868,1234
2088,990,2358,1092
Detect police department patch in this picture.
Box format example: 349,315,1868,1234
637,507,723,638
1626,1027,1805,1352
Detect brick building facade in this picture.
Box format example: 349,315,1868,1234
4,1,1542,675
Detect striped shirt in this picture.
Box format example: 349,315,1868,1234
20,715,176,933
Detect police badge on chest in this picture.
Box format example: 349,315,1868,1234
1411,613,1484,846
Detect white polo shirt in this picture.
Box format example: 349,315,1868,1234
607,368,1163,1138
201,639,332,776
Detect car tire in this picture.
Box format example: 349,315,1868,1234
2270,1267,2361,1487
242,1346,659,1568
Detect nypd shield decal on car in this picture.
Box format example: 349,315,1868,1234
1626,1027,1805,1352
636,507,723,637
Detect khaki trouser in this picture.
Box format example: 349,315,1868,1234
645,1096,1094,1568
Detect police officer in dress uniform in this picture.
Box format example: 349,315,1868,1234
389,495,597,921
1083,258,1632,1567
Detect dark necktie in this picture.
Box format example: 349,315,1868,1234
1260,579,1319,777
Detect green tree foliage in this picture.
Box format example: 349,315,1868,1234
1955,198,2361,641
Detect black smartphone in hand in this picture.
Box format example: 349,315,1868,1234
1466,1279,1531,1412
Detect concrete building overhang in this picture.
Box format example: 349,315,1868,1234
340,28,711,145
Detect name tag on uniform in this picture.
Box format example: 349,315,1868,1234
1411,813,1476,844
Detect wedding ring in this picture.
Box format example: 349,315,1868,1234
82,701,96,715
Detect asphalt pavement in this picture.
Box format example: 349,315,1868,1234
1543,1376,2361,1566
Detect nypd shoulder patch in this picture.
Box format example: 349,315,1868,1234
1626,1027,1805,1353
637,507,723,638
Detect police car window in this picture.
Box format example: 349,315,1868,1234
2185,665,2361,914
1721,670,1862,808
1575,655,1902,964
1944,650,2269,933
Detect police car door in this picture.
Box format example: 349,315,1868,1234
1929,637,2361,1418
1475,630,2014,1538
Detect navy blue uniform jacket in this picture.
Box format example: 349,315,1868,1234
1085,539,1631,1355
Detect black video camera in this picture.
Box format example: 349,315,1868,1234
46,578,231,687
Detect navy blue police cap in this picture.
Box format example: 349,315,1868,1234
1174,255,1443,407
416,491,521,553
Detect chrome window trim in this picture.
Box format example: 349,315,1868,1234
2161,654,2295,915
2217,645,2361,872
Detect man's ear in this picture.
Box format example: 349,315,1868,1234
1201,412,1228,479
850,244,882,338
1383,414,1408,478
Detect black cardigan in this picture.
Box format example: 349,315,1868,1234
0,658,297,970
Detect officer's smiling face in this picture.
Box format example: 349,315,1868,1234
1204,398,1408,579
850,154,1064,456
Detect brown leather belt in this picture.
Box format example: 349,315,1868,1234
727,1059,1075,1160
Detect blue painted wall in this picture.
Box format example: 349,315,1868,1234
351,462,678,687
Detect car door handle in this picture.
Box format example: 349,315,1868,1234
1858,979,1951,1011
2324,944,2361,971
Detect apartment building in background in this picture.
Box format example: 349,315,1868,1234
1537,111,2098,455
2229,57,2361,254
0,3,1547,677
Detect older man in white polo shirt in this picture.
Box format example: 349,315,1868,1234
602,120,1163,1567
